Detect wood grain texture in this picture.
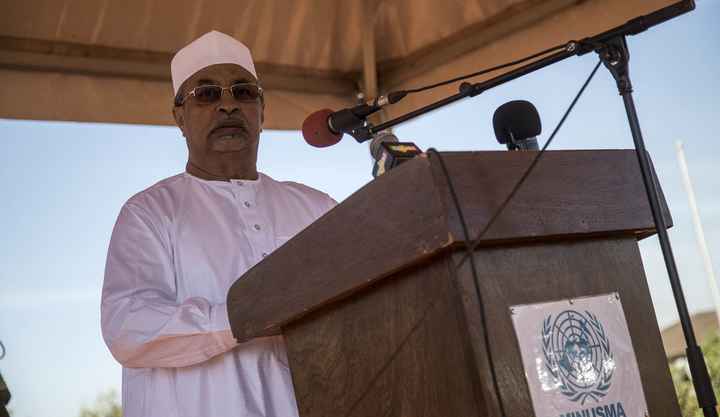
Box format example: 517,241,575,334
427,150,672,245
452,237,681,417
284,257,485,417
228,150,672,342
228,155,450,341
225,150,678,416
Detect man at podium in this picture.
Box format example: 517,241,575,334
100,31,335,417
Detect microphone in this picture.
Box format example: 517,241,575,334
370,130,399,177
369,130,422,178
302,109,342,148
492,100,541,151
301,91,408,148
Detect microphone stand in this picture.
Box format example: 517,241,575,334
353,2,718,416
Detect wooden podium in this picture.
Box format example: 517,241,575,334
228,150,681,417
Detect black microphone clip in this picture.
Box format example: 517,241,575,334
330,91,408,142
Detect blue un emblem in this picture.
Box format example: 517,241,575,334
542,310,614,404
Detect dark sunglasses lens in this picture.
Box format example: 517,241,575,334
231,85,260,101
194,86,222,103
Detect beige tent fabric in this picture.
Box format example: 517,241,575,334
0,0,523,71
0,68,354,128
384,0,676,121
0,0,675,130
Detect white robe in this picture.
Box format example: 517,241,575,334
101,172,336,417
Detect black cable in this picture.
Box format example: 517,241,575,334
340,59,601,415
427,148,509,417
404,43,567,94
456,59,603,269
421,60,601,414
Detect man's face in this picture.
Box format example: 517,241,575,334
173,63,263,168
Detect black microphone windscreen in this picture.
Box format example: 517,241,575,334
492,100,542,144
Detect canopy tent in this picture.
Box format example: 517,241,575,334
0,0,674,130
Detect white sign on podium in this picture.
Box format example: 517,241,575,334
510,293,648,417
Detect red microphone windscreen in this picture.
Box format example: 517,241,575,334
302,109,342,148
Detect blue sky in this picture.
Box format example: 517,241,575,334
1,2,718,416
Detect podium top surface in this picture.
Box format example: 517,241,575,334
228,150,670,341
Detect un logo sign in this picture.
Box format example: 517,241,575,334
542,310,614,404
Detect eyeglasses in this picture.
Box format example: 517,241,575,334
175,82,263,106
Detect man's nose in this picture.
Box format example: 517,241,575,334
218,89,239,114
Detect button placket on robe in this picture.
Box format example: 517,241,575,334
104,172,336,417
230,181,257,208
230,179,272,261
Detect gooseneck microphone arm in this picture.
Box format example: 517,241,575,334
353,2,717,416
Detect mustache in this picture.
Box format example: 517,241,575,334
210,117,250,134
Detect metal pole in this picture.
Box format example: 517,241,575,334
675,141,720,329
600,36,717,417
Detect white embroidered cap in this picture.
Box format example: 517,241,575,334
171,30,257,94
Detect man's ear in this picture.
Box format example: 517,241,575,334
173,106,186,137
